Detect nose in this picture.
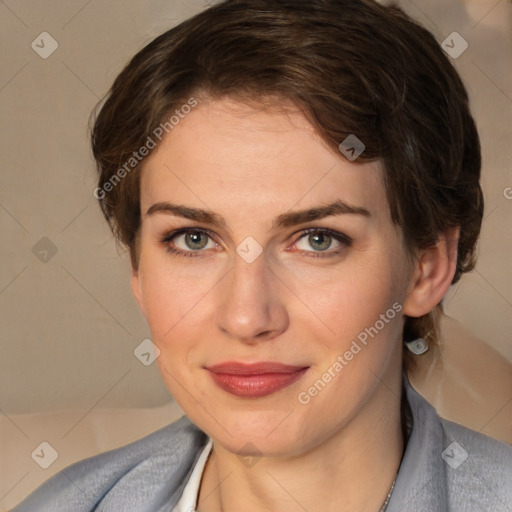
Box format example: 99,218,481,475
215,255,289,344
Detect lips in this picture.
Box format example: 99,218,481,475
206,361,309,398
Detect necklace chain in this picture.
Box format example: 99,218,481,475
200,471,398,512
379,473,398,512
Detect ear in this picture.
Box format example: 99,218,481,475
131,266,145,315
402,227,460,318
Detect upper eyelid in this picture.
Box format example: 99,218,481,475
162,228,219,248
292,229,352,253
296,227,352,242
162,227,223,245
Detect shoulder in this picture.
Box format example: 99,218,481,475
439,416,512,508
390,374,512,512
11,415,208,512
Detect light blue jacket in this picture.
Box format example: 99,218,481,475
12,375,512,511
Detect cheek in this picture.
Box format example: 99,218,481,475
137,252,214,341
283,247,406,336
137,258,211,396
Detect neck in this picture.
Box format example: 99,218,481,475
197,370,405,512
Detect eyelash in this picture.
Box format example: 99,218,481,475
160,228,352,259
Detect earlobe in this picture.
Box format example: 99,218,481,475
402,228,460,318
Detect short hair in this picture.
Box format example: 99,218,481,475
90,0,483,368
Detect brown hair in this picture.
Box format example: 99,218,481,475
91,0,483,366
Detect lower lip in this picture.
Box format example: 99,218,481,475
208,368,309,398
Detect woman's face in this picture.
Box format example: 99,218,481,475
132,97,416,456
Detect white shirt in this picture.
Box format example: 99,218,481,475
172,437,213,512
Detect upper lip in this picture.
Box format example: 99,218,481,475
206,361,308,375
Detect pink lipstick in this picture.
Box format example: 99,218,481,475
206,361,309,398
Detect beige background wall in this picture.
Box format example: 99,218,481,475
0,0,511,507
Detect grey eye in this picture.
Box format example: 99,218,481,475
296,232,336,252
184,231,209,250
172,230,215,251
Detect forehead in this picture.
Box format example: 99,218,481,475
140,98,388,225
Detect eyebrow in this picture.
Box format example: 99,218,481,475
146,199,370,229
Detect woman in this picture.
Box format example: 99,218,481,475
13,0,512,510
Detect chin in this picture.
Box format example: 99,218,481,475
203,408,308,454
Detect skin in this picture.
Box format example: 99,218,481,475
131,97,458,512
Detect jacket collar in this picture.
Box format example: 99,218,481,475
387,372,448,511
